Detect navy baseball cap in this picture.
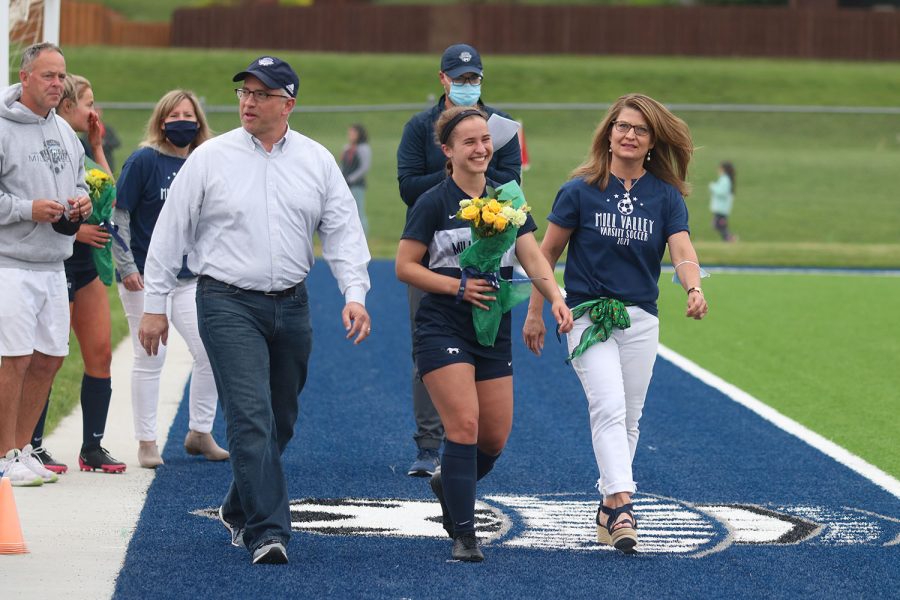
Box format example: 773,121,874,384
233,56,299,98
440,44,483,79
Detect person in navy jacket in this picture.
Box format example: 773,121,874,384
397,43,522,478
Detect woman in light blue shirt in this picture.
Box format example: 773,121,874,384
709,161,736,242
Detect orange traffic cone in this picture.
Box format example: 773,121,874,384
0,476,28,554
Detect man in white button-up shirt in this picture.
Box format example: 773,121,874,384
138,56,372,565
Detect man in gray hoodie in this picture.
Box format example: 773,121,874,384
0,42,92,487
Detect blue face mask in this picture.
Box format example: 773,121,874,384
164,120,199,148
448,83,481,107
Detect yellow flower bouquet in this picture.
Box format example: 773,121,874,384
455,181,533,347
455,195,530,238
83,164,120,285
85,167,112,199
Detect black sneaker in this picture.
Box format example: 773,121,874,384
79,446,126,473
251,540,288,565
32,446,68,475
429,468,454,538
452,532,484,562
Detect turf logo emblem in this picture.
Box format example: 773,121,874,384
195,493,900,557
289,498,508,541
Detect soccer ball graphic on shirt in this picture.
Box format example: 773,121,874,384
617,196,634,216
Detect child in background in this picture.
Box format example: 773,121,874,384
709,161,736,242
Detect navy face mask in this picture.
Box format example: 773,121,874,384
164,120,199,148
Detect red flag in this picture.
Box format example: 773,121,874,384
517,123,530,171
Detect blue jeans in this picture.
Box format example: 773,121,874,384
196,276,312,553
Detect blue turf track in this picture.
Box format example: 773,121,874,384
114,261,899,600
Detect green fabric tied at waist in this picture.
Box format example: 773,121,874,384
566,297,634,362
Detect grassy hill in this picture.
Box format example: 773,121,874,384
65,48,900,266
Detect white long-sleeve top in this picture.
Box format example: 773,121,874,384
143,126,371,314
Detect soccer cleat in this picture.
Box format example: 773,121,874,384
218,505,245,548
18,444,58,483
0,450,43,487
79,446,127,473
408,447,440,477
31,447,68,474
429,468,454,538
251,540,288,565
451,532,484,562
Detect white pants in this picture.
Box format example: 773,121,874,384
567,306,659,497
118,277,217,440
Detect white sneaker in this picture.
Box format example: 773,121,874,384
0,449,43,487
18,444,59,484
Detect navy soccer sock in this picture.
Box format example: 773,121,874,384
476,449,500,481
81,374,112,450
441,440,478,535
31,392,50,448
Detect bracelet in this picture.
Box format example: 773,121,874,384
455,272,468,304
674,260,700,271
687,287,703,295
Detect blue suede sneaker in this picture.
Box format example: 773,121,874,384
408,447,440,477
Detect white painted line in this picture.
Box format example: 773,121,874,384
6,331,193,599
658,344,900,501
660,266,900,278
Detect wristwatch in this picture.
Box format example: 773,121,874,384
687,287,703,295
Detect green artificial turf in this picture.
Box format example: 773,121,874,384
657,272,900,479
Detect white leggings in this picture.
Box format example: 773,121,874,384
118,278,218,441
567,306,659,497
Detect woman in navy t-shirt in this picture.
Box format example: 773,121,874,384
397,107,572,562
523,94,709,554
112,90,228,469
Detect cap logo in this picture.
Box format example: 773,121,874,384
286,83,295,94
459,51,472,62
258,57,275,67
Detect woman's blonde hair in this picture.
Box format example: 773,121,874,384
140,89,212,152
571,93,693,197
59,73,91,112
434,105,489,176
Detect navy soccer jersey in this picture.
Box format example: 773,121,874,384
548,173,689,316
117,147,191,278
402,177,537,353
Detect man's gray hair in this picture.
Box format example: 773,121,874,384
20,42,64,72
